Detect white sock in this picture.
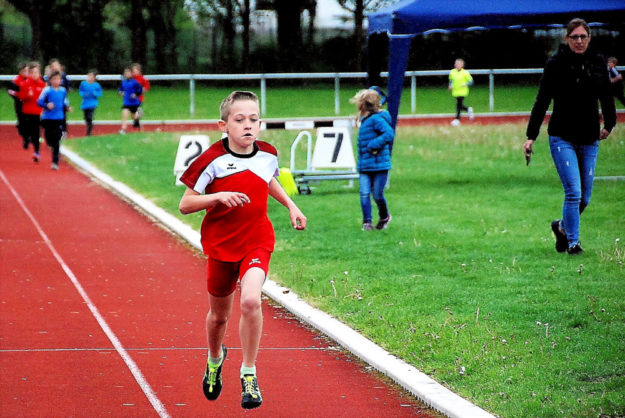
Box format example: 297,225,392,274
240,364,256,377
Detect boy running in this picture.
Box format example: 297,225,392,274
38,70,71,170
178,91,307,410
118,67,142,134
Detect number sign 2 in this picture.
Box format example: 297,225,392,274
173,135,210,185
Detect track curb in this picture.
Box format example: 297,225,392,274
60,145,494,418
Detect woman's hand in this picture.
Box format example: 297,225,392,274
599,128,610,140
523,139,535,157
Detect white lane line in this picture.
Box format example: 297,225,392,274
0,170,170,418
0,346,328,353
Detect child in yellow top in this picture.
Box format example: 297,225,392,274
448,58,474,125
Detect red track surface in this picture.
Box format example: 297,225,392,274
0,126,433,417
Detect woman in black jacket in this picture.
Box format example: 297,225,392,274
524,18,616,255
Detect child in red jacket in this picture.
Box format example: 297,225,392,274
131,63,150,129
17,62,46,162
7,62,29,146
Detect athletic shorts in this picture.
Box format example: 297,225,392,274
122,105,139,113
206,248,271,297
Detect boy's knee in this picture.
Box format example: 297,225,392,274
240,296,261,316
207,311,229,326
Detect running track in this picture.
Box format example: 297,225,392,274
0,126,433,417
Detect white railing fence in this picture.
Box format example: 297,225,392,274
2,67,623,117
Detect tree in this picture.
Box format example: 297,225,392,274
273,0,309,71
6,0,56,62
337,0,393,69
6,0,113,72
146,0,183,73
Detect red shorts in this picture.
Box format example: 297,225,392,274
206,248,271,297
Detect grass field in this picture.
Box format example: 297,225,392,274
1,83,551,121
63,123,625,417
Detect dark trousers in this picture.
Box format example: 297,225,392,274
83,108,95,136
456,97,468,119
21,114,41,154
42,119,63,164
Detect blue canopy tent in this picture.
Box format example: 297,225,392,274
367,0,625,127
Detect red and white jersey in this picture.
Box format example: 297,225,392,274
180,138,279,262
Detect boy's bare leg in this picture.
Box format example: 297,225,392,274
206,293,235,358
121,108,130,131
239,267,265,367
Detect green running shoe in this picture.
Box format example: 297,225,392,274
240,374,262,409
202,345,227,401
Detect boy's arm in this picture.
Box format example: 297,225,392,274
268,178,307,230
36,87,48,108
179,187,250,214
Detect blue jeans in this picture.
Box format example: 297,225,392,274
359,171,389,223
548,136,599,247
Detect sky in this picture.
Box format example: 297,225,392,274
316,0,352,28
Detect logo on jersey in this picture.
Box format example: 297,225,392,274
227,163,237,170
249,258,261,265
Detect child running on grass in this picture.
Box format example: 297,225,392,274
38,70,71,170
178,91,307,410
351,87,394,231
448,58,474,125
118,67,142,134
79,69,102,136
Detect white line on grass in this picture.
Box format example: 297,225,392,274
61,146,495,418
0,169,170,418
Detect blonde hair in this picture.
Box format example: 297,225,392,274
350,89,383,119
219,91,259,120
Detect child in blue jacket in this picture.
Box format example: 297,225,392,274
38,71,71,170
79,70,103,136
350,88,394,230
118,67,143,134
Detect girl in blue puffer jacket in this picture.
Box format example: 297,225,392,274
350,88,394,231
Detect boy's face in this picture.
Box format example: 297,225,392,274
454,60,464,70
218,99,261,154
132,67,141,76
50,62,61,72
87,73,96,82
124,69,132,79
19,67,28,77
50,75,61,88
30,67,41,80
608,61,616,69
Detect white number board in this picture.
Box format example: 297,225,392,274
311,127,356,170
174,135,210,185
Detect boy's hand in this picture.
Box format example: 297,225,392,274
289,206,307,230
217,191,250,208
46,102,55,110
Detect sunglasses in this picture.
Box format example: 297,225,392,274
568,34,589,41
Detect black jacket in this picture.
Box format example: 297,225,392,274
526,45,616,144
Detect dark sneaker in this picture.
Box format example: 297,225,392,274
375,215,392,230
202,345,227,401
33,153,39,163
551,220,567,253
567,243,583,255
241,374,262,409
362,222,373,231
133,119,141,129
